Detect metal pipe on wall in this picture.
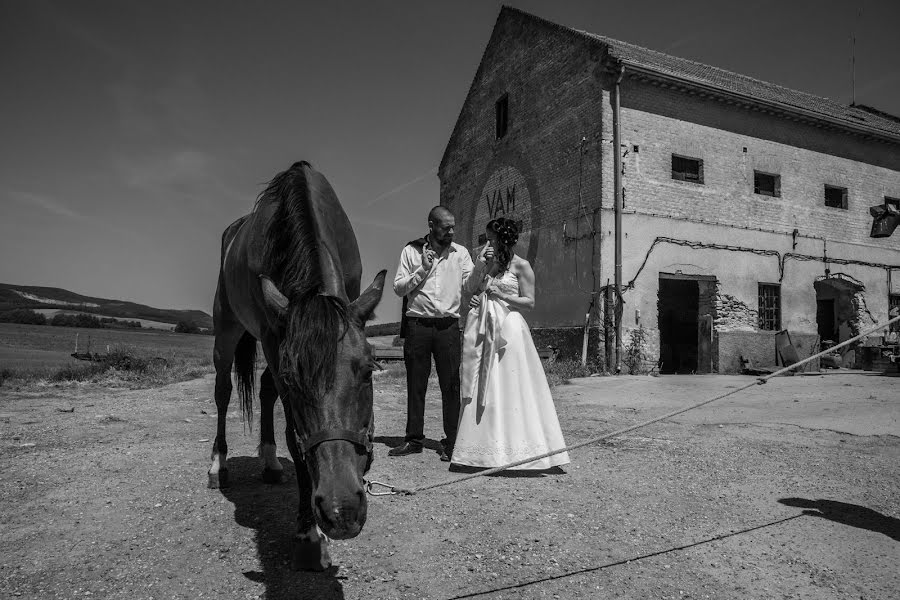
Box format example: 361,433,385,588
613,64,625,373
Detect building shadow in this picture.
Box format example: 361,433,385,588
218,456,346,600
778,497,900,542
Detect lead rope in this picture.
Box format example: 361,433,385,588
367,314,900,497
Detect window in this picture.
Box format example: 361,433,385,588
754,171,781,197
672,155,703,183
891,294,900,332
886,196,900,210
824,185,848,209
495,94,508,139
758,283,781,331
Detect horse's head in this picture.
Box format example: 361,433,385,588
262,270,387,539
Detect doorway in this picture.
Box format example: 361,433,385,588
658,274,716,374
816,299,836,343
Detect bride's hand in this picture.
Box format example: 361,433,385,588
485,283,505,302
477,244,495,264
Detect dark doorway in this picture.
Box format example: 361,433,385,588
816,299,836,343
658,277,700,374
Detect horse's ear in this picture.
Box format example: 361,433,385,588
260,275,288,318
350,270,387,325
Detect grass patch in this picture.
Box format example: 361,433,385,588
544,358,606,387
1,343,213,389
373,361,408,383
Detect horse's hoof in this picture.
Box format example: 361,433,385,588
291,535,331,571
207,469,229,489
261,468,283,484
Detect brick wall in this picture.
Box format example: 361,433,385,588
439,8,900,371
613,77,900,248
439,9,607,330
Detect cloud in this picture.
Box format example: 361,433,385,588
108,70,211,141
38,0,125,61
6,189,147,240
113,148,246,213
365,166,438,207
7,190,87,221
350,214,422,234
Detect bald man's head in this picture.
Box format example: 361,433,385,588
427,205,455,248
428,205,453,223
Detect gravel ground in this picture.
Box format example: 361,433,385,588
1,370,898,599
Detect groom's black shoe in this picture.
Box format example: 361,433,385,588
388,442,423,457
439,446,453,462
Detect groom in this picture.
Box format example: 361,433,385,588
391,205,483,461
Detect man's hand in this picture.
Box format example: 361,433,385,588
469,295,481,309
422,246,436,271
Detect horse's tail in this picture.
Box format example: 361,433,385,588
233,332,257,427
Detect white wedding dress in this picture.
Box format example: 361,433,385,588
452,269,570,470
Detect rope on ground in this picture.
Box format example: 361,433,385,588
366,314,900,497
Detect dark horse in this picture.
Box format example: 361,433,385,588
208,161,386,571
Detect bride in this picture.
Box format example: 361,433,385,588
451,218,570,470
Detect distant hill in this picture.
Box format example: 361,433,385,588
0,283,212,329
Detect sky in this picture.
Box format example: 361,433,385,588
2,0,898,324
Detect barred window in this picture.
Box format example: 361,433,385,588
758,283,781,331
890,294,900,333
824,184,848,209
754,171,781,197
672,154,703,183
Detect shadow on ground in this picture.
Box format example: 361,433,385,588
779,497,900,541
447,464,566,478
219,456,346,600
374,434,443,453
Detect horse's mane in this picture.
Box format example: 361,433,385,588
258,161,349,409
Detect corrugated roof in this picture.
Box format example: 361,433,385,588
575,29,900,140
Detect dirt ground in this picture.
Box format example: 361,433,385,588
1,368,898,600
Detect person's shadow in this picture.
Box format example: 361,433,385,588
218,456,346,599
778,497,900,542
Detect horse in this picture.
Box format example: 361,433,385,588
207,161,386,571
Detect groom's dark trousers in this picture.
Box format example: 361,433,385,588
402,315,461,449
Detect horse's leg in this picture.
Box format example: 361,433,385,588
283,398,331,571
259,338,330,571
208,323,244,489
258,366,283,484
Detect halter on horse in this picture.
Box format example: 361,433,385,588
208,161,385,570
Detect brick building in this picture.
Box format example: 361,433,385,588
439,6,900,373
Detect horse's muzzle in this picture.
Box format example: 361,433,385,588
313,486,367,539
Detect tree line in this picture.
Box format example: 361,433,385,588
0,309,207,334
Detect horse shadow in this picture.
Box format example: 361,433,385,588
218,456,346,600
778,497,900,542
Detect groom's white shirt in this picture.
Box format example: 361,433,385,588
393,241,481,319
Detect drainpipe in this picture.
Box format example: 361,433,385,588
613,63,625,373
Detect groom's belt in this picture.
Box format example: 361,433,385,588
407,315,458,325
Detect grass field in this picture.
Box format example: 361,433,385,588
0,322,212,359
0,322,214,387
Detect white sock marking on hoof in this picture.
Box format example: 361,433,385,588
209,452,227,475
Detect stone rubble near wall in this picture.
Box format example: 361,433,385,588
714,292,756,332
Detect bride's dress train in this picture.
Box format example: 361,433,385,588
452,270,570,470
